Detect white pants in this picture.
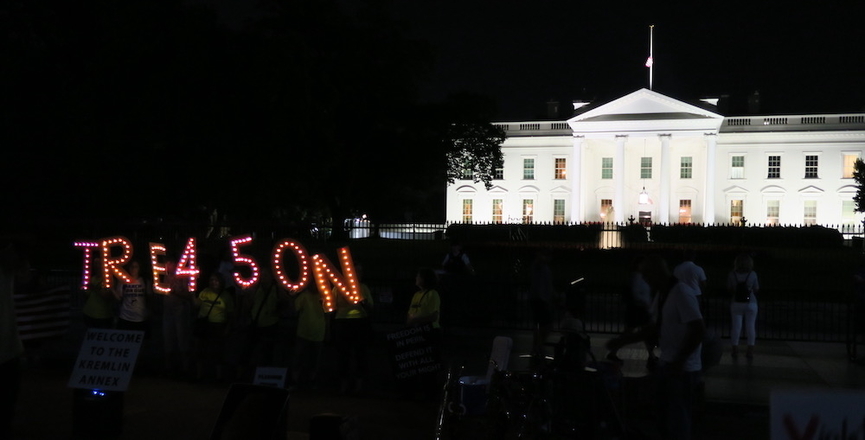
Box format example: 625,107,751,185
730,301,758,346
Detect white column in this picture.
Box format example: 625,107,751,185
614,135,627,223
659,134,672,224
571,135,584,223
704,133,717,224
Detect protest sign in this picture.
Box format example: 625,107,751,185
385,324,442,381
68,329,144,392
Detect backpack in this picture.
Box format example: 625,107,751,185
734,272,752,302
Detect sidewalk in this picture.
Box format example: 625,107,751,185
11,324,865,439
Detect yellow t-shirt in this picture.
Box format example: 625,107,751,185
197,288,234,324
295,290,326,342
408,289,441,329
333,283,373,319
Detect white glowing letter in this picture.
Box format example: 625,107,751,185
312,246,360,313
149,242,170,294
230,235,260,289
271,239,311,292
74,241,100,290
176,237,200,292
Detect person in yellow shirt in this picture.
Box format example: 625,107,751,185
333,264,374,395
193,272,234,382
291,287,325,390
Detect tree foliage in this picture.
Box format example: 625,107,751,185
445,123,506,190
854,158,865,213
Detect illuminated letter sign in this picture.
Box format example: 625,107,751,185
101,236,133,289
74,241,100,290
149,243,170,294
312,246,361,313
271,239,310,292
229,235,259,289
175,237,200,292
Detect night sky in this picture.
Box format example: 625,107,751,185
389,2,865,119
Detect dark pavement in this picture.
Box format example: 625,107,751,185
11,319,865,440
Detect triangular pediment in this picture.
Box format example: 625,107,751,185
569,89,723,123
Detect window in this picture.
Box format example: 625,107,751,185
842,200,856,224
766,200,780,225
805,155,819,178
640,157,653,179
678,200,692,224
460,163,472,180
553,199,566,223
494,166,504,180
523,158,535,180
522,199,534,223
554,158,567,179
680,157,692,179
843,154,859,179
731,156,744,179
730,200,743,224
462,199,473,223
767,155,781,179
804,200,817,225
600,199,613,222
492,199,503,223
601,157,613,179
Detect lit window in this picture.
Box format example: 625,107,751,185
843,154,858,179
805,155,819,178
804,200,817,225
640,157,652,179
730,200,743,224
766,200,780,225
492,199,503,224
522,199,534,223
842,200,856,224
678,200,692,224
680,157,692,179
600,199,612,222
462,199,473,223
554,158,567,179
553,199,566,223
601,157,613,179
460,161,472,180
731,156,744,179
523,158,535,180
767,155,781,179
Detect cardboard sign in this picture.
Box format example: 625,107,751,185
253,367,288,388
386,324,442,381
68,329,144,392
771,388,865,439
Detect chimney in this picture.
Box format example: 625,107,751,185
546,100,559,119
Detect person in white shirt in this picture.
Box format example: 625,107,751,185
673,249,707,296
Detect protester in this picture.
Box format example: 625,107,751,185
193,272,234,382
605,254,705,440
114,260,153,333
333,264,374,395
439,240,474,326
161,257,195,378
727,253,760,360
81,256,115,329
291,286,326,390
607,255,658,369
244,267,290,374
405,267,442,400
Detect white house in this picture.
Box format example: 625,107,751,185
446,89,865,227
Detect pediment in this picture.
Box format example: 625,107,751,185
454,185,477,193
569,89,723,124
798,185,824,195
723,185,749,194
550,185,571,194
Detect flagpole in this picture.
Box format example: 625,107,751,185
648,25,654,90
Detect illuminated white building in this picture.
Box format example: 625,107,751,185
446,88,865,226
